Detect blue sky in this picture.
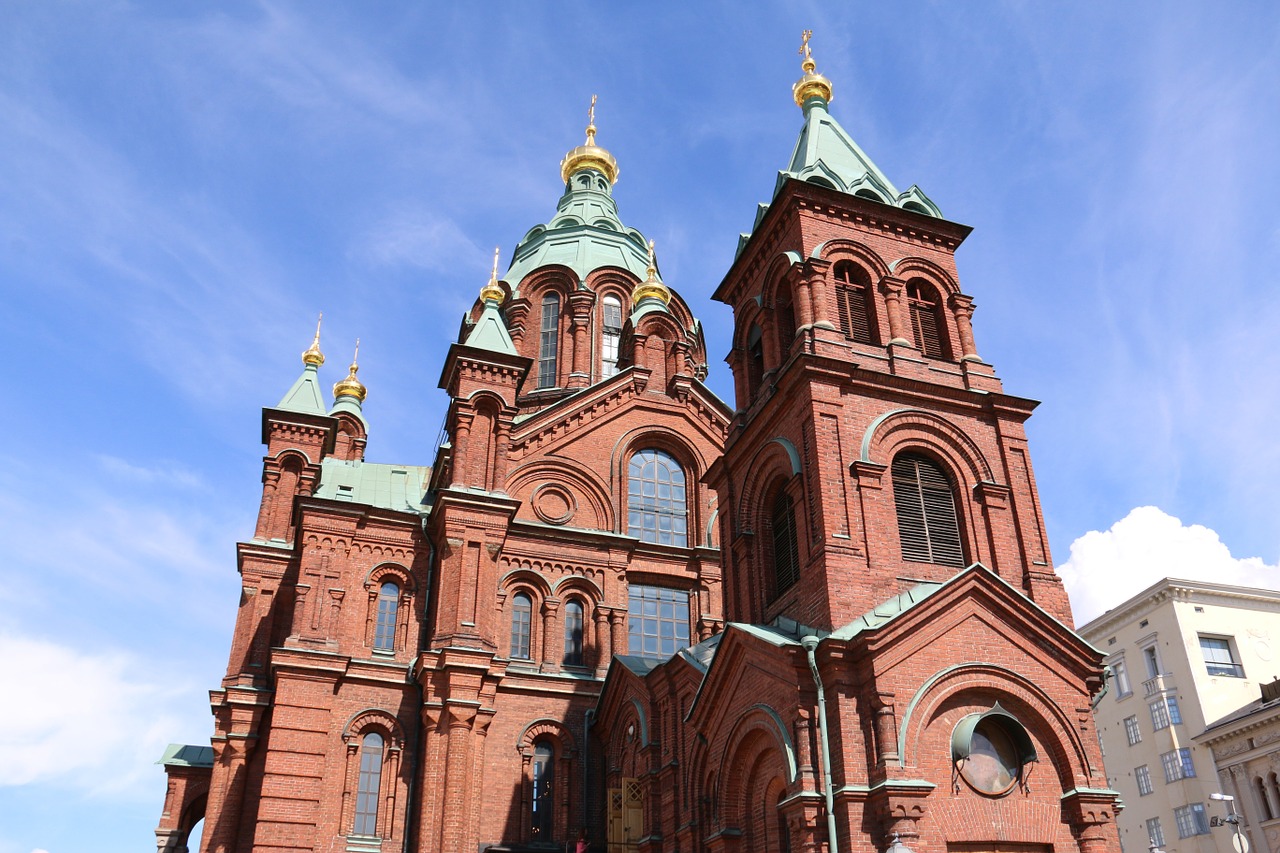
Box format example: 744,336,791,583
1,3,1278,851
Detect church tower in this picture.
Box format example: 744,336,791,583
708,35,1071,633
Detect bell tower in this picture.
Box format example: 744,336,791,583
708,35,1072,632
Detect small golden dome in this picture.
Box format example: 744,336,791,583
631,239,672,305
479,247,505,304
302,314,325,366
792,29,833,108
559,94,619,184
333,340,367,403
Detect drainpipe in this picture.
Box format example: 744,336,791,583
801,635,839,853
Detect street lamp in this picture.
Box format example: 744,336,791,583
1210,793,1248,853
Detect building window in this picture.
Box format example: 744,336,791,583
373,581,399,652
1135,765,1153,796
906,279,947,359
531,741,554,841
1146,817,1165,848
771,489,800,595
1174,803,1209,838
1150,696,1181,731
1200,636,1245,678
1113,659,1132,698
511,592,533,660
563,599,585,667
627,449,688,546
1143,645,1161,679
891,453,964,567
834,261,876,344
1161,748,1195,783
538,292,560,388
353,732,384,837
1257,776,1276,821
628,585,690,658
602,296,623,378
1123,715,1142,746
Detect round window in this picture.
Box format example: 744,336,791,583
951,704,1036,797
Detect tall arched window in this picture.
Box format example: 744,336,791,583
602,296,623,378
834,261,876,345
906,279,948,359
353,732,384,836
538,293,560,388
746,325,764,399
531,741,555,840
563,599,584,667
373,581,399,652
891,453,964,567
771,489,799,595
1258,776,1276,821
627,449,688,546
511,593,533,660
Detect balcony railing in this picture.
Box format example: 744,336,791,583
1144,673,1176,696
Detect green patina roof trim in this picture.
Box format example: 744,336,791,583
276,363,328,416
464,300,517,355
329,395,369,430
313,459,432,513
827,579,945,641
506,168,650,289
156,743,215,768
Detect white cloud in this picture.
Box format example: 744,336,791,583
0,629,195,797
1060,506,1279,625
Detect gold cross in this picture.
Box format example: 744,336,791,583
648,238,656,270
799,29,813,60
491,246,500,280
588,94,597,128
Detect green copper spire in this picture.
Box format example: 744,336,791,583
277,315,329,416
464,249,517,355
778,32,941,217
505,97,650,290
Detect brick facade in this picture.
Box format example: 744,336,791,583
157,69,1120,853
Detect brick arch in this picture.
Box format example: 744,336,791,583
551,574,604,604
516,718,578,757
861,408,995,486
342,707,406,750
273,448,311,468
585,267,640,303
759,251,803,308
513,264,576,301
897,661,1089,791
499,569,554,601
811,238,892,280
736,438,801,532
364,561,414,593
506,457,613,531
889,255,960,297
717,714,791,838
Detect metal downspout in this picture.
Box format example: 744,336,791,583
802,635,839,853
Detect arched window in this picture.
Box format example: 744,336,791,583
776,285,796,354
353,732,384,836
538,293,560,388
602,296,623,378
834,261,877,345
771,489,799,595
373,581,399,652
891,453,964,567
511,593,533,660
563,599,585,667
627,449,688,546
906,279,948,359
746,325,764,398
1258,776,1275,821
531,741,555,841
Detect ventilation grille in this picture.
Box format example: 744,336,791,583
910,302,945,359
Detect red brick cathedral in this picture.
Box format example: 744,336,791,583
156,40,1121,853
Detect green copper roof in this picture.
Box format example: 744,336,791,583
329,394,369,429
463,300,517,354
313,459,431,513
156,743,214,768
505,169,650,290
777,98,942,217
276,363,328,416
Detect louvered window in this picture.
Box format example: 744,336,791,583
776,286,797,355
538,293,560,388
834,262,875,344
891,453,964,567
907,280,947,359
746,326,764,397
771,490,799,595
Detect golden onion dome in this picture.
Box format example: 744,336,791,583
792,29,833,108
631,239,672,306
559,94,619,184
479,247,505,304
332,341,367,403
302,314,325,366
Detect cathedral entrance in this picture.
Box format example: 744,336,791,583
607,778,645,853
531,742,555,843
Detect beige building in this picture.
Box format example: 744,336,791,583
1195,678,1280,853
1080,579,1280,853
